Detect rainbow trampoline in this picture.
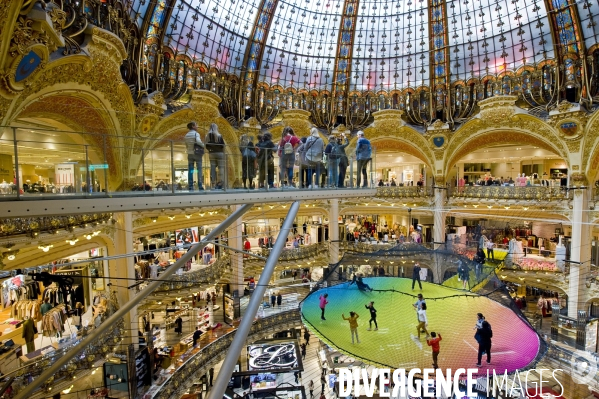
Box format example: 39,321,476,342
301,277,542,375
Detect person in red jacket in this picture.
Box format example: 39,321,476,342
426,331,442,370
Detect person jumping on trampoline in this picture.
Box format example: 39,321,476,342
342,311,361,344
412,262,422,290
416,303,429,339
365,301,378,331
319,293,329,320
476,320,493,366
356,275,373,292
413,293,427,333
426,331,442,370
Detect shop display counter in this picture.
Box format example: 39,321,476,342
19,343,58,364
0,323,27,347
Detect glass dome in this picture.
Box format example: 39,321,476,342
155,0,566,90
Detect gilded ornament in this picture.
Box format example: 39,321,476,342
556,100,574,113
569,172,588,186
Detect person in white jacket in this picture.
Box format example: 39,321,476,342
416,302,429,339
184,121,205,191
301,128,324,188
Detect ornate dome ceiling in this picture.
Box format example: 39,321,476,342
120,0,599,129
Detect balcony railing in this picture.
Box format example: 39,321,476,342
451,186,568,201
259,242,329,262
151,255,231,293
339,241,398,253
0,127,378,200
376,186,433,198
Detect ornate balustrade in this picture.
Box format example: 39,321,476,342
259,242,329,262
339,241,398,253
451,186,568,201
376,186,434,198
151,309,302,399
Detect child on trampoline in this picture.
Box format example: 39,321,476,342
426,331,442,369
342,311,361,344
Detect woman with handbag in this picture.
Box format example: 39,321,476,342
240,135,257,189
73,302,84,330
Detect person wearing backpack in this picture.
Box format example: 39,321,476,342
240,134,257,189
302,128,324,188
324,136,340,188
337,135,349,187
184,121,205,191
296,136,309,188
476,319,493,366
205,123,226,189
257,132,276,188
355,130,372,188
277,127,300,187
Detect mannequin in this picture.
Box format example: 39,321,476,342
0,180,9,194
22,316,36,353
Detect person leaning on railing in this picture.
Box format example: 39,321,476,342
355,131,372,188
205,123,226,189
256,132,275,188
184,121,205,191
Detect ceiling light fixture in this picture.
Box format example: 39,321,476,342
4,250,19,261
185,214,191,219
66,238,79,246
168,216,175,220
38,243,53,252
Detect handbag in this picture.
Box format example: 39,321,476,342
72,315,81,326
193,133,204,155
242,147,256,159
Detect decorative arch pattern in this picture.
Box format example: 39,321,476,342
444,115,569,176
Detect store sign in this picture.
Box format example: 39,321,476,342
89,164,109,171
247,342,298,370
55,163,75,185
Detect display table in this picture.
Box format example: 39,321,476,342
0,322,27,347
19,343,58,364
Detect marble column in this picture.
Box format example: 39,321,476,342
228,204,245,297
568,186,591,318
433,182,447,250
329,199,340,265
110,212,138,346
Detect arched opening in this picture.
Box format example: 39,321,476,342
369,138,433,187
3,94,120,195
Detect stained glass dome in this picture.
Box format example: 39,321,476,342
126,0,599,127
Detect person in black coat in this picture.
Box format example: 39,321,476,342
174,316,183,335
270,293,276,308
276,293,282,308
412,262,422,290
193,326,202,346
304,329,310,345
476,320,493,366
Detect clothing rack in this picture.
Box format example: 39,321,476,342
41,304,68,337
11,300,41,321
